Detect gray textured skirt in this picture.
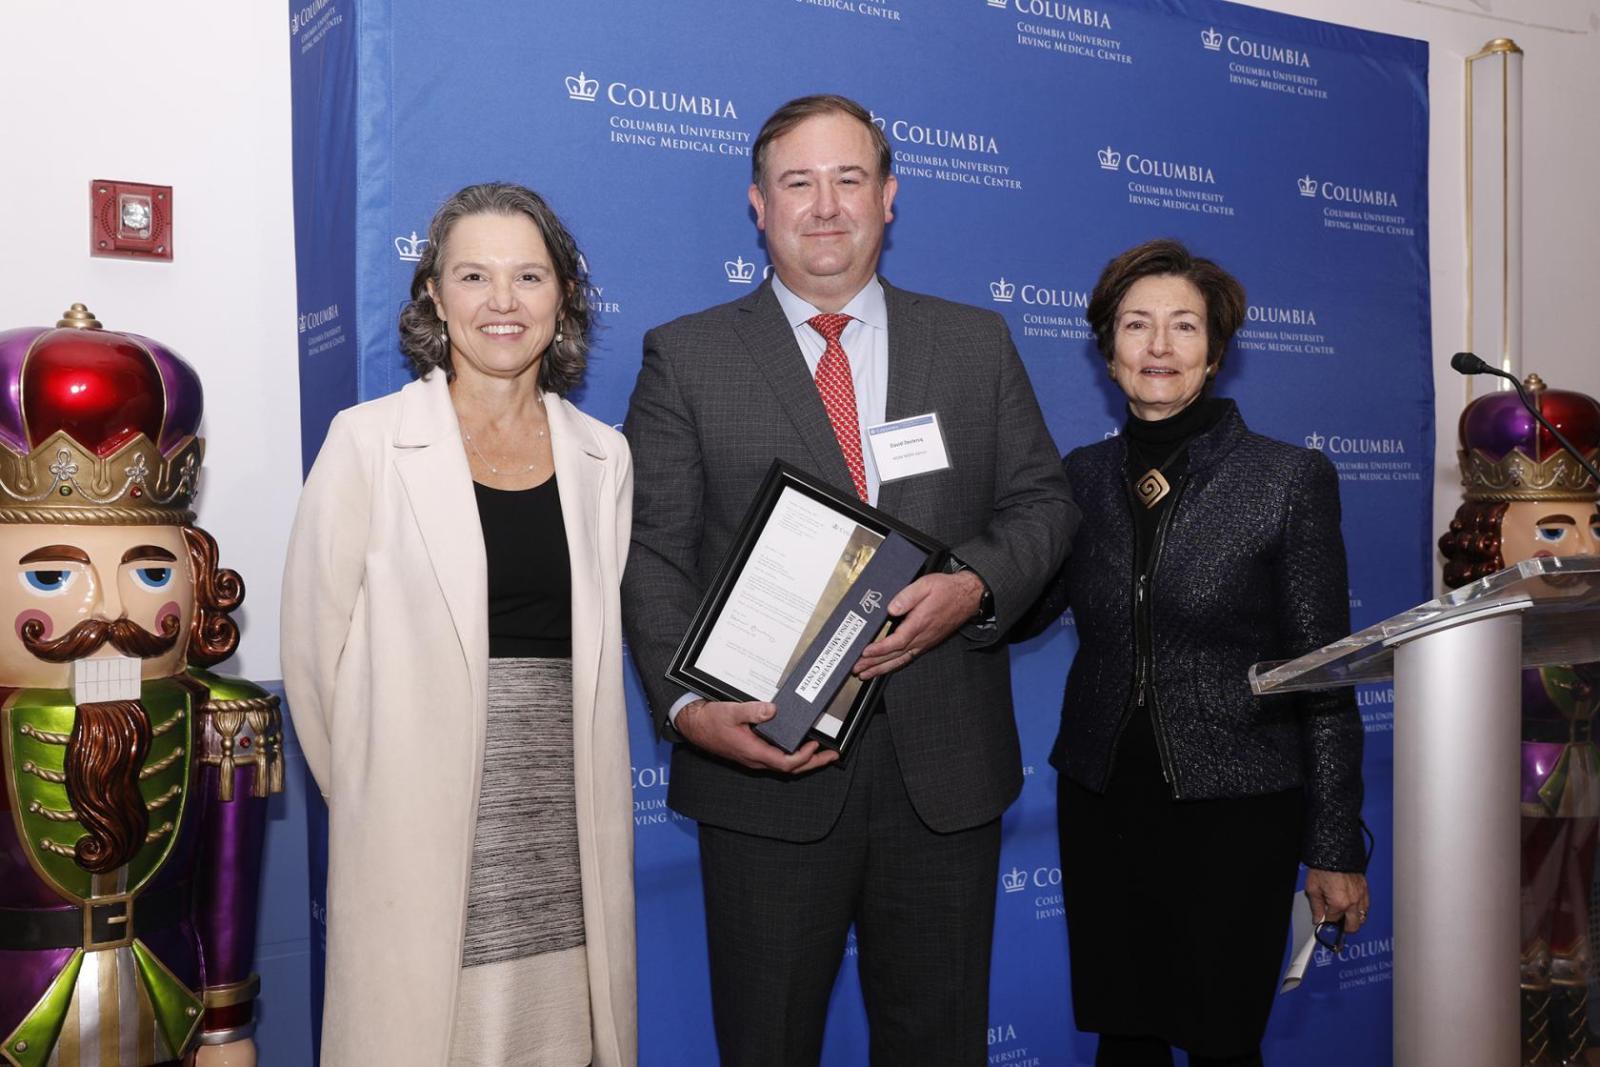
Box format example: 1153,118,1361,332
448,656,590,1066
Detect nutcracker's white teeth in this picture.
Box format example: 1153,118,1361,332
480,324,525,336
72,654,141,704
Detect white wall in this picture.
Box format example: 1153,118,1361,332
3,0,1595,669
1236,0,1600,590
1,4,299,678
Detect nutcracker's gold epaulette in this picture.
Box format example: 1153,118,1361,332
186,669,284,802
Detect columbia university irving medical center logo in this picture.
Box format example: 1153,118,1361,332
562,69,752,159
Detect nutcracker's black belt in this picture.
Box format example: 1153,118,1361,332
0,880,189,951
1524,718,1594,745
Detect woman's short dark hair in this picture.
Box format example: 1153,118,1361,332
1085,238,1248,372
398,182,591,395
751,94,893,189
1438,500,1510,589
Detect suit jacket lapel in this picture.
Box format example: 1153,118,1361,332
546,394,605,741
878,279,934,517
733,281,856,494
392,375,489,703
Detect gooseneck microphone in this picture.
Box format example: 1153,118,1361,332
1451,351,1600,486
1449,351,1495,377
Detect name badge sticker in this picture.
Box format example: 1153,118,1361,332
867,412,952,483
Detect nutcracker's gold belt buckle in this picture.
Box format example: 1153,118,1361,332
82,893,134,951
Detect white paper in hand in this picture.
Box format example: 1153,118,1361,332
1279,892,1318,994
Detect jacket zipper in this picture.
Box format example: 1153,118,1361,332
1106,474,1187,791
1141,475,1185,791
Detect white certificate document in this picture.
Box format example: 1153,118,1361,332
692,487,857,700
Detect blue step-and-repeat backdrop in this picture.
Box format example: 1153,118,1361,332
289,1,1431,1062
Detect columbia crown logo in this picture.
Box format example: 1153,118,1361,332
1097,145,1121,170
1305,432,1327,449
1201,27,1223,50
1002,867,1028,893
990,278,1015,303
859,589,884,614
394,231,428,261
986,0,1008,8
1298,174,1318,197
870,112,888,131
565,71,599,101
724,256,756,284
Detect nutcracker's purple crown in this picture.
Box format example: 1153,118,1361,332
0,304,204,524
1457,373,1600,502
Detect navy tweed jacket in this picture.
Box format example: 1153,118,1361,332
1023,401,1366,872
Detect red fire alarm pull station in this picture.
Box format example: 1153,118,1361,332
90,180,172,261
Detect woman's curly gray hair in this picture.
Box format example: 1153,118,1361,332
398,182,592,394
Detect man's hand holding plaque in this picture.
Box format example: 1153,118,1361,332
675,699,840,774
853,569,986,680
666,462,945,758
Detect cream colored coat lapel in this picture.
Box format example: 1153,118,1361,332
391,375,489,733
282,372,637,1066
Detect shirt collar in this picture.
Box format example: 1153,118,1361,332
771,273,888,333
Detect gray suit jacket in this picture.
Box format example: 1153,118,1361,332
622,277,1077,841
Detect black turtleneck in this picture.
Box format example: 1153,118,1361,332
1123,396,1230,571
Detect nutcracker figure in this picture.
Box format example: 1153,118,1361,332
1439,372,1600,1066
0,305,281,1067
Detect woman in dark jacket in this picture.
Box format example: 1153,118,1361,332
1022,239,1369,1067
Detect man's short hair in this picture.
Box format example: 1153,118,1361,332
751,94,893,189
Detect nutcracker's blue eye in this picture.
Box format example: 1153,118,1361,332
21,569,75,594
1536,526,1569,544
132,567,172,590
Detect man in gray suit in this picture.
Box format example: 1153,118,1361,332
622,94,1077,1065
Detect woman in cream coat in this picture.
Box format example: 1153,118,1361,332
282,183,636,1066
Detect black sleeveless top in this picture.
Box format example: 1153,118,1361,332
474,477,572,659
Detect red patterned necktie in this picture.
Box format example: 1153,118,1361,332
807,313,869,501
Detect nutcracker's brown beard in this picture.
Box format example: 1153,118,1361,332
20,614,179,663
64,699,152,874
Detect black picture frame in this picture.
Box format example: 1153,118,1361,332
665,460,946,756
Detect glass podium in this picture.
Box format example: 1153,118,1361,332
1250,555,1600,1067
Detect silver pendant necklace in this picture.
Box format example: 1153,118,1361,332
461,409,547,475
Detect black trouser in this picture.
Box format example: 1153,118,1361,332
1096,1034,1265,1067
697,714,1002,1066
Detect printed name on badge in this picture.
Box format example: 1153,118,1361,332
867,412,951,482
